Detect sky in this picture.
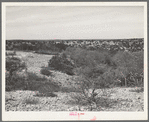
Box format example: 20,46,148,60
6,6,144,40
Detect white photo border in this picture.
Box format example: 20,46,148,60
2,2,148,121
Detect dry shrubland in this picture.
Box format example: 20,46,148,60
5,42,144,111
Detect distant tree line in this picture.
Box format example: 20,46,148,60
6,40,68,52
6,39,144,53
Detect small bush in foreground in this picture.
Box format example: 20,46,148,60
71,64,114,110
37,80,61,93
22,96,39,105
6,71,48,91
40,68,52,77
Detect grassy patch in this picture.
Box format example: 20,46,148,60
22,96,39,105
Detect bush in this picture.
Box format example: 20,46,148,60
6,57,27,91
22,96,39,105
63,47,143,110
40,68,52,77
37,80,61,94
132,51,144,74
48,53,74,75
6,71,48,91
6,73,26,91
6,51,16,57
27,72,47,81
19,72,61,92
129,87,144,93
55,47,143,87
63,47,113,68
6,57,26,76
55,43,68,51
71,57,114,110
70,66,114,111
112,51,144,87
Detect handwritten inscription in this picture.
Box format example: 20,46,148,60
69,112,78,116
69,112,85,120
90,116,97,120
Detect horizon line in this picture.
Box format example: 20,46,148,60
6,38,144,41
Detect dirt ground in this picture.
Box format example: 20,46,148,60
5,51,144,111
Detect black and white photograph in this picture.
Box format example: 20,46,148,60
2,2,148,121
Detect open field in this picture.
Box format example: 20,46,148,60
5,51,144,111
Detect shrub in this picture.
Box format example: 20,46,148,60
48,53,74,75
6,51,16,57
63,47,76,56
40,68,52,77
70,66,114,111
112,51,141,74
64,47,144,110
129,87,144,93
6,73,26,91
37,80,60,94
63,47,113,68
27,72,47,81
71,61,114,110
6,57,27,91
6,71,49,91
112,51,144,87
24,72,61,92
6,57,26,76
132,51,144,74
22,96,39,105
24,72,48,90
55,43,68,51
35,92,57,97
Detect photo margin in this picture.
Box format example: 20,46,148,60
2,1,148,121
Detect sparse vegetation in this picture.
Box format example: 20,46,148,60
48,46,143,110
5,39,144,111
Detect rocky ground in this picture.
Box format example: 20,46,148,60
5,51,144,111
5,87,144,111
